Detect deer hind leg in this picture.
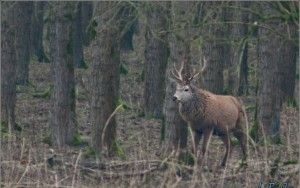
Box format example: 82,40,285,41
233,129,248,161
234,114,248,161
199,128,213,166
219,133,232,167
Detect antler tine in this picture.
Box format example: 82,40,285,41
171,69,183,82
173,63,183,81
201,57,208,73
178,60,185,76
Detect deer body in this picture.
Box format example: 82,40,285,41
171,60,248,167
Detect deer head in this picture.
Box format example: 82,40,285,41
171,57,208,102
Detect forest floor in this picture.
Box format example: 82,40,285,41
1,52,299,188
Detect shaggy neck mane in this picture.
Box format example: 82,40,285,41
193,85,209,113
181,84,209,120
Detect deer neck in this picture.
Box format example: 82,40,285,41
179,88,207,122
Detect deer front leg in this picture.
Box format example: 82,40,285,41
192,130,202,157
199,128,213,166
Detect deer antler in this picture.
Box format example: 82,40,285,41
171,60,185,83
187,57,208,83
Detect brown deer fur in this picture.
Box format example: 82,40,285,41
171,59,249,167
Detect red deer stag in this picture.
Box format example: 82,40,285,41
171,59,249,167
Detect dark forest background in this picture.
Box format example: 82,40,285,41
1,1,299,187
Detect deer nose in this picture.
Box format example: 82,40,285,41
172,96,177,101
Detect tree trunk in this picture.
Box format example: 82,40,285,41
164,2,195,153
15,2,33,85
72,2,86,68
226,2,250,96
144,2,169,119
1,2,17,130
31,2,48,63
91,2,132,156
202,41,224,94
202,3,225,94
49,2,76,147
278,22,298,102
81,2,93,46
258,3,281,142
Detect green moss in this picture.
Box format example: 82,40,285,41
178,151,195,166
87,19,98,41
119,64,128,75
77,59,88,69
282,159,298,166
287,98,298,109
71,87,76,101
71,133,87,146
41,133,52,146
272,135,283,145
83,146,96,158
0,121,8,134
231,137,239,146
249,119,259,143
245,105,256,112
64,13,73,21
32,86,52,99
112,140,126,160
114,97,131,110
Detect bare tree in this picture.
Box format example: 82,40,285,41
72,2,86,68
81,2,93,46
257,2,281,142
15,2,33,85
49,2,76,147
201,2,225,94
164,2,195,154
144,2,169,118
1,2,17,130
91,2,134,155
31,2,48,63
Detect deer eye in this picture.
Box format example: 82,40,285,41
184,88,189,92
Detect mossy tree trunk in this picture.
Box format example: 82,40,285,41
144,2,169,119
1,2,17,130
278,22,298,103
257,2,281,143
49,2,76,147
201,2,225,94
164,2,195,154
91,2,134,156
72,2,86,68
15,2,33,85
81,2,93,46
31,1,48,63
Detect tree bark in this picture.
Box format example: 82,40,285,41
81,2,93,46
49,2,76,147
91,2,132,155
15,2,33,85
72,2,86,68
31,2,48,63
258,2,281,142
278,22,298,102
1,2,17,130
144,2,169,119
164,2,195,153
201,3,225,94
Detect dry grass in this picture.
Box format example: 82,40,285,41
1,28,299,187
1,57,299,188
